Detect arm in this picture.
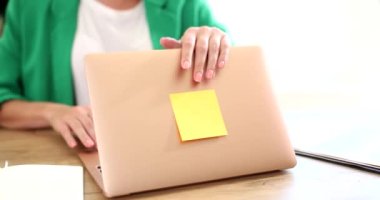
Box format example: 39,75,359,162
0,100,51,129
0,1,95,149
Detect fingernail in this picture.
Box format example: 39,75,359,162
70,142,76,148
183,61,190,69
206,69,214,79
194,71,203,82
219,61,225,68
87,140,94,146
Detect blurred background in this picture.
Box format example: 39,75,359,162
209,0,380,104
209,0,380,158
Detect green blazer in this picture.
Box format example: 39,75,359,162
0,0,224,106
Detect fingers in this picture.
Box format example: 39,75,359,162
69,106,95,148
82,105,93,118
180,28,197,70
48,105,96,149
217,35,231,69
54,122,77,148
179,26,230,82
205,29,222,79
193,27,212,82
160,37,181,49
67,117,94,148
76,106,96,142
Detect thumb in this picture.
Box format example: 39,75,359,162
160,37,182,49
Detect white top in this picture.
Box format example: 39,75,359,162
72,0,153,105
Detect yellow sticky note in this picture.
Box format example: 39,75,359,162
169,89,227,141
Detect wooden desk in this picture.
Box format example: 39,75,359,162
0,129,379,199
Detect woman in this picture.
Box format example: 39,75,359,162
0,0,230,149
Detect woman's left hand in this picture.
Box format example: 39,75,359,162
160,26,230,83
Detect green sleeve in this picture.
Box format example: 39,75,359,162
0,0,24,106
181,0,227,35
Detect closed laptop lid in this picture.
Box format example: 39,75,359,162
84,46,296,197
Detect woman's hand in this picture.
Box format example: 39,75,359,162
45,104,96,149
0,100,96,149
160,26,230,82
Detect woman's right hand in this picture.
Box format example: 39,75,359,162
45,104,96,149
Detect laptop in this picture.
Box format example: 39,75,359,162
78,46,296,198
284,107,380,173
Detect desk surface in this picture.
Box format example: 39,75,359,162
0,129,379,200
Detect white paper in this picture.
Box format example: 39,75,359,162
0,164,83,200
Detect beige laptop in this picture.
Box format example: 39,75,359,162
78,46,296,198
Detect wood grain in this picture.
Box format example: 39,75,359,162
0,129,379,199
